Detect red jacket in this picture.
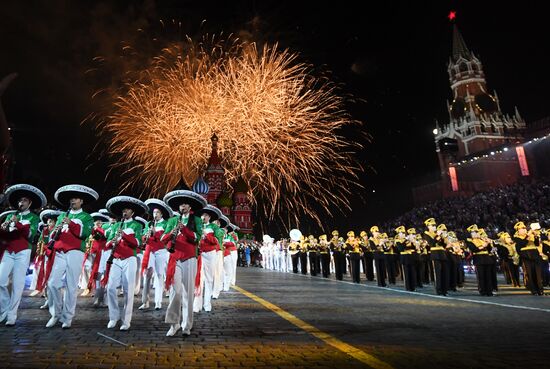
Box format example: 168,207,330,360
223,241,236,257
4,221,31,254
162,226,197,261
107,232,139,259
91,226,107,253
145,229,166,253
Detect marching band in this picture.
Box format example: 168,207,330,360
0,183,548,334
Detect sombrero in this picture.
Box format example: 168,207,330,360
90,212,110,223
163,190,207,212
218,215,230,228
106,196,147,218
5,184,47,210
144,198,173,220
54,184,98,206
39,209,63,224
198,204,222,221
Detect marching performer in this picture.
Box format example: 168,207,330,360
422,219,448,296
345,231,361,283
133,216,148,297
94,209,116,308
465,224,495,296
139,199,172,310
45,184,97,328
513,221,543,295
222,221,237,291
103,196,146,330
382,232,398,285
369,226,387,287
289,229,301,274
30,209,61,300
318,234,331,278
360,231,375,281
85,212,110,306
396,226,415,291
496,232,520,287
308,235,318,276
194,205,223,312
0,184,45,326
330,230,344,280
162,189,205,336
299,235,308,275
212,215,228,299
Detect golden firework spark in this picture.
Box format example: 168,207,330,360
93,35,363,226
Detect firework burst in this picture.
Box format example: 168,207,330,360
92,34,363,227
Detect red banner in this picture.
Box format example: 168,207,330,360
515,146,530,176
449,166,458,191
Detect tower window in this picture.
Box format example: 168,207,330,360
459,63,468,73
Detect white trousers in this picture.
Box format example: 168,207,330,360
193,250,216,312
79,254,93,289
142,249,169,305
230,250,238,285
47,250,84,325
0,249,31,321
134,253,143,295
212,250,223,299
29,256,39,291
107,257,136,326
165,257,197,334
223,255,233,291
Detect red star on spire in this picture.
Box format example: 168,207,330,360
448,10,457,21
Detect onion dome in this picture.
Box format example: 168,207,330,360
217,191,233,208
192,176,210,195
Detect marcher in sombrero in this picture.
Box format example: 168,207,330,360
161,189,204,337
228,224,239,286
93,208,117,308
133,216,148,296
0,184,45,326
193,205,223,313
80,212,110,301
29,209,62,299
45,184,97,329
221,220,238,292
102,196,146,331
212,214,228,299
139,199,172,311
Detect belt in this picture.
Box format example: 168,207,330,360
431,247,445,251
474,251,488,255
400,251,413,255
520,246,537,251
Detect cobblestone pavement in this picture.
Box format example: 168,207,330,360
1,267,549,369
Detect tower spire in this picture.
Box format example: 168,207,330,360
452,24,472,62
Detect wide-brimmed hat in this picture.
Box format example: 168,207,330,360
135,216,147,229
106,196,147,218
5,184,47,210
98,208,115,219
90,212,110,223
144,198,173,220
39,209,63,224
54,184,98,206
218,215,230,228
0,209,17,221
163,190,206,212
198,204,222,221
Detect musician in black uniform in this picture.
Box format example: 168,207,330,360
345,231,361,283
307,235,318,276
288,239,300,274
465,224,495,296
396,226,416,291
382,232,397,285
360,231,375,281
539,228,550,287
369,226,386,287
299,236,309,275
422,218,448,296
330,231,343,280
318,235,331,278
496,232,520,287
513,221,543,295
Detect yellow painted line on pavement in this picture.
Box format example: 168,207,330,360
232,284,394,369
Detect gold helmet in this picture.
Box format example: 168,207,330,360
498,231,510,241
319,234,327,241
479,228,487,237
332,230,339,236
514,221,526,230
437,224,447,232
360,230,367,238
466,224,479,233
395,226,406,234
407,228,416,235
424,218,436,226
347,230,355,238
370,226,379,233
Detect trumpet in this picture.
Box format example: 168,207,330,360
37,239,45,256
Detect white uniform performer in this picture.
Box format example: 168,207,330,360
0,184,45,326
103,196,146,331
45,184,98,329
139,199,172,311
94,209,116,307
162,189,206,336
221,219,237,291
134,216,147,297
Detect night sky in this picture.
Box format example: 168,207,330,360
2,1,550,235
